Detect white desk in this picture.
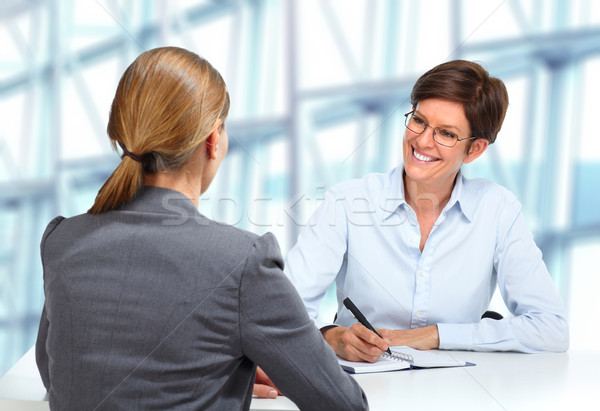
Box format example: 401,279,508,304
2,347,598,411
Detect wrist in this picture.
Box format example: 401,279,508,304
321,325,340,341
321,325,344,353
430,324,440,349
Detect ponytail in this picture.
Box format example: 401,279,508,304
88,154,143,213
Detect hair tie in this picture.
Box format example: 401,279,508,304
122,147,145,163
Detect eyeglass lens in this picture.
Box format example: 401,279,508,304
405,113,458,147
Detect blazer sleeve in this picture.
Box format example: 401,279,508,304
238,233,368,411
36,216,65,391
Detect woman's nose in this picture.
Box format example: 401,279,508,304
416,125,436,147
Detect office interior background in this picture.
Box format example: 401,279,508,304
1,0,599,376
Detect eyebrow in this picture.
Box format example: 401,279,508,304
414,110,463,133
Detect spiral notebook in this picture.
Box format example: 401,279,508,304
338,346,474,374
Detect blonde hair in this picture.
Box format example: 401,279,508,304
89,47,230,214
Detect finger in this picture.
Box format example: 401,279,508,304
376,328,393,346
343,326,388,362
255,367,282,395
376,328,390,338
263,377,282,395
350,323,389,351
255,366,269,385
253,383,279,399
353,344,386,362
341,347,381,363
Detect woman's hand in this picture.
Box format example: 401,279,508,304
377,325,440,350
321,324,390,362
253,366,281,399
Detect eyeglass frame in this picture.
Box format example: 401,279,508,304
404,110,479,148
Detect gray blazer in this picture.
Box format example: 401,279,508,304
36,186,368,410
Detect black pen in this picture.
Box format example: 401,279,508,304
343,297,392,355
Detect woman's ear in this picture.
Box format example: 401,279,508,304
463,138,489,164
205,127,221,160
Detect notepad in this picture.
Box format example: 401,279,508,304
338,346,474,374
338,351,411,373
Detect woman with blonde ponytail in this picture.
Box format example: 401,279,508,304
35,47,367,411
89,46,230,213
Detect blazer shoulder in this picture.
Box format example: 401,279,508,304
195,218,266,259
40,216,67,276
41,216,66,246
207,220,260,244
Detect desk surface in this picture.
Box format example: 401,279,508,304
1,347,598,411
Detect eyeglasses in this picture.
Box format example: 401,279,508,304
404,110,478,148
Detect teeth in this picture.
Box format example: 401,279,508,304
413,148,435,162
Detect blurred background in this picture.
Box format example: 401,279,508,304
1,0,599,376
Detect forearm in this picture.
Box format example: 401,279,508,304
437,315,569,353
378,325,440,351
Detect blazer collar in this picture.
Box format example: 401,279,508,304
120,186,200,217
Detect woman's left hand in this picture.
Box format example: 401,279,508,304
377,325,440,350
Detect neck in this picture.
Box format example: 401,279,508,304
144,167,203,207
403,172,457,214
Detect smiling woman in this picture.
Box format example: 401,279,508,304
282,59,569,366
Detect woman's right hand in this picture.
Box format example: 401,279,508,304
321,324,390,362
253,366,281,399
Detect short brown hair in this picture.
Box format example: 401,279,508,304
410,60,508,144
89,47,229,214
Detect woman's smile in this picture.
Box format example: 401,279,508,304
411,146,439,163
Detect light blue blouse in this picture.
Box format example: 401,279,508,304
284,167,569,353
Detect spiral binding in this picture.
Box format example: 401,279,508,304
382,350,414,363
